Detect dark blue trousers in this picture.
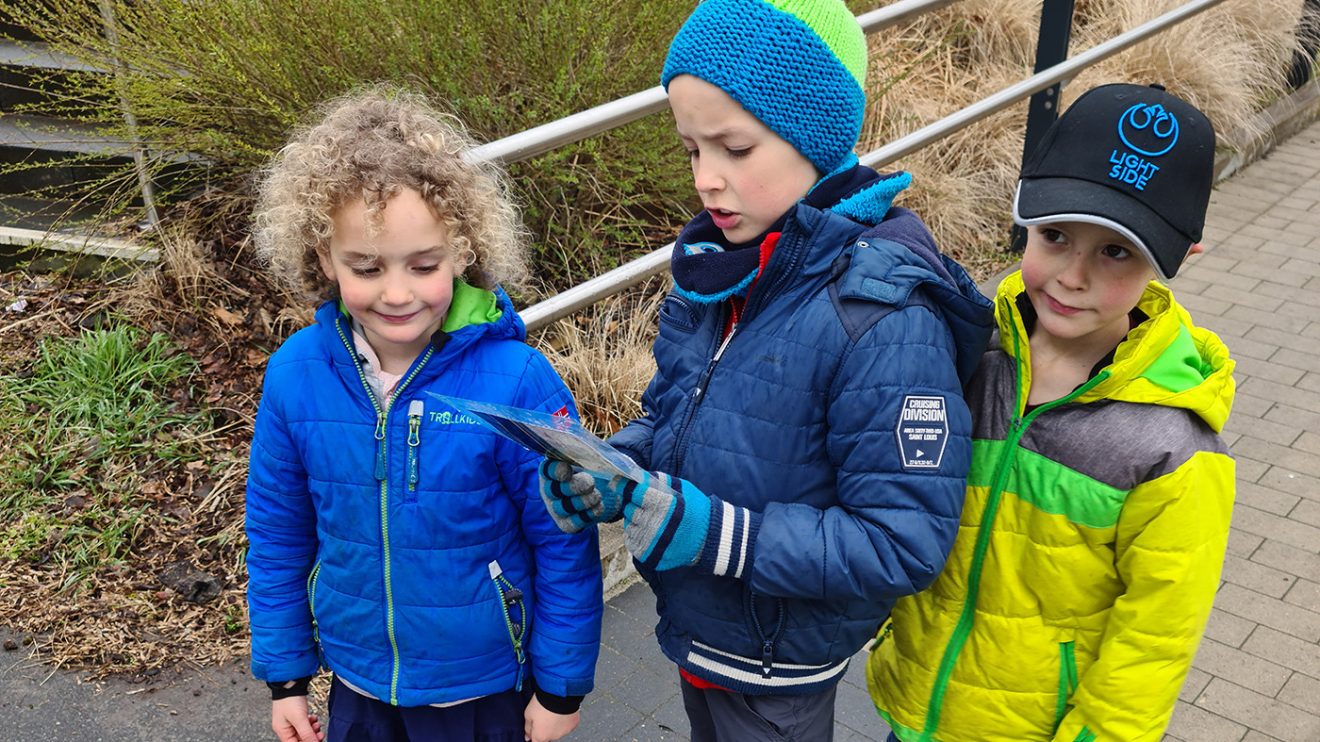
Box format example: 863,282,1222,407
326,676,531,742
681,675,838,742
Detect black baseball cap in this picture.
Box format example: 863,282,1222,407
1013,83,1215,280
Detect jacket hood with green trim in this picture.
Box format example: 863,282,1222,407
324,278,524,363
995,271,1235,433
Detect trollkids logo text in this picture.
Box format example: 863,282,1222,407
1107,102,1179,191
896,395,948,470
428,410,481,426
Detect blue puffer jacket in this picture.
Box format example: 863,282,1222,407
246,284,602,707
610,169,993,695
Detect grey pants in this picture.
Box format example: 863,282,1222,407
681,676,837,742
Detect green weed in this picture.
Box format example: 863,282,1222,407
223,605,244,635
0,325,205,579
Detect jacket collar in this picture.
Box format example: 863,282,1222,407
671,166,914,319
994,272,1235,431
315,280,525,385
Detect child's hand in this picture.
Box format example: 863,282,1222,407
537,458,622,531
584,469,757,577
523,693,580,742
592,470,715,571
271,696,324,742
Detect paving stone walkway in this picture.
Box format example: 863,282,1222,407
2,119,1317,742
579,117,1320,742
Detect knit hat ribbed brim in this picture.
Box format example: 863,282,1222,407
661,0,868,174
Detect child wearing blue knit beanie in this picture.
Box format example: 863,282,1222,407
539,1,994,739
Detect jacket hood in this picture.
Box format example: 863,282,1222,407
995,271,1235,431
315,279,525,371
798,166,995,386
837,205,995,386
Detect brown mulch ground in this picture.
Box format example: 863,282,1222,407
0,201,651,679
0,224,294,679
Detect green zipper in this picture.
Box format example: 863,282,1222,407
488,560,528,690
866,620,894,652
334,318,434,705
306,560,324,666
406,400,422,495
918,320,1109,741
1054,640,1079,731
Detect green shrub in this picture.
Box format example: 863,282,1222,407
1,0,699,296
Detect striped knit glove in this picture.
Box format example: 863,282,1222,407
537,458,623,533
592,471,761,576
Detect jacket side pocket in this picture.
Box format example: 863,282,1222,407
306,560,326,668
1053,640,1079,732
864,620,894,652
489,560,528,690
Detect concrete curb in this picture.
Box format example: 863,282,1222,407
1216,78,1320,182
0,225,156,263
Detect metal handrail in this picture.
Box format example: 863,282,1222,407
521,0,1228,332
466,0,960,166
466,87,669,166
856,0,960,31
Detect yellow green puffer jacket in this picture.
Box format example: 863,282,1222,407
867,272,1236,742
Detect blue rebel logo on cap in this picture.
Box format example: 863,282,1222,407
1013,83,1216,280
1109,102,1180,190
1119,102,1180,156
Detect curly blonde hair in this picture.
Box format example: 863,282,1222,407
253,86,528,298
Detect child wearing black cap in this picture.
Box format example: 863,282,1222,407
536,0,994,739
867,82,1238,742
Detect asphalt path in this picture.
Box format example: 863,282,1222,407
0,629,271,742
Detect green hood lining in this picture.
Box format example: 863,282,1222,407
336,278,502,334
1136,324,1211,394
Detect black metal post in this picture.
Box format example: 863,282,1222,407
1010,0,1078,251
1287,0,1320,90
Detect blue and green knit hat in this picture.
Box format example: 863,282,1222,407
661,0,868,175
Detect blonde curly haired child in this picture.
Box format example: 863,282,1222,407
246,87,602,742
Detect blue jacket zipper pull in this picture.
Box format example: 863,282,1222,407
407,400,423,491
761,640,774,678
373,411,387,481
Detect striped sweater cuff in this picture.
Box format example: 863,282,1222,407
696,497,761,579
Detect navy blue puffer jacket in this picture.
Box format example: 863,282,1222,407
246,285,602,707
610,170,993,694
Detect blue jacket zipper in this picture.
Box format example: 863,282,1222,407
671,314,738,476
668,226,808,475
333,315,434,705
488,560,528,690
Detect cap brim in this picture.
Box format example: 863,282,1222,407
1013,178,1190,280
